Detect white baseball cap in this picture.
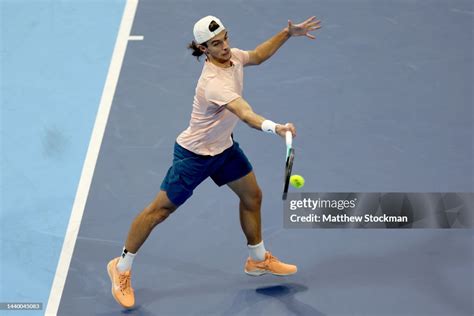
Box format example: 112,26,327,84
193,16,226,44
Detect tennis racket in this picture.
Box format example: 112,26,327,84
282,131,295,200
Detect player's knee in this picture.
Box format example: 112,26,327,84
146,203,175,225
154,208,173,226
242,187,262,208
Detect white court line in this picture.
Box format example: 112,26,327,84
129,35,144,41
44,0,139,315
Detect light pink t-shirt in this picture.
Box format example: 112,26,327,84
176,48,250,156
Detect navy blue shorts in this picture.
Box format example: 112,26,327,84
160,141,253,206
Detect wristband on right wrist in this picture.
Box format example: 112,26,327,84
261,120,277,134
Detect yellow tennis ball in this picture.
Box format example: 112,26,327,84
290,175,305,188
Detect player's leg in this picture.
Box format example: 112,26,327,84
124,190,177,254
227,171,297,276
107,190,176,309
118,142,208,266
227,171,262,246
209,142,261,246
212,141,297,276
108,142,211,309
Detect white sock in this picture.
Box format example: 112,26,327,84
248,241,266,261
117,247,136,272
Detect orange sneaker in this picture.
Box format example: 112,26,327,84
107,257,135,309
244,251,297,276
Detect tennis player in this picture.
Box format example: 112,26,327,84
108,15,321,309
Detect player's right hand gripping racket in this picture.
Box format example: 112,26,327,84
282,131,295,200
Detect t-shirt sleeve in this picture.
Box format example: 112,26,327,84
231,48,250,66
205,79,241,106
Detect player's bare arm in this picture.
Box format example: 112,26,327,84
224,97,296,138
247,16,322,65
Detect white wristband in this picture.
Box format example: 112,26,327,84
261,120,277,134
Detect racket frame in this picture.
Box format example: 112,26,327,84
282,131,294,200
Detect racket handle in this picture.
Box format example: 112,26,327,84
285,131,293,147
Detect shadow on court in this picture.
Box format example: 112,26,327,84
254,284,325,316
108,283,325,316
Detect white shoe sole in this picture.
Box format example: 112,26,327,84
244,268,297,276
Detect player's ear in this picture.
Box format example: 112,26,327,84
198,44,207,54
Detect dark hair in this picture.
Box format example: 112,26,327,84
188,40,207,61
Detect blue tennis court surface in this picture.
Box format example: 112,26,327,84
1,0,473,315
1,0,124,314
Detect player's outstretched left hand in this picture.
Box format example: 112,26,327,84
288,16,321,39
